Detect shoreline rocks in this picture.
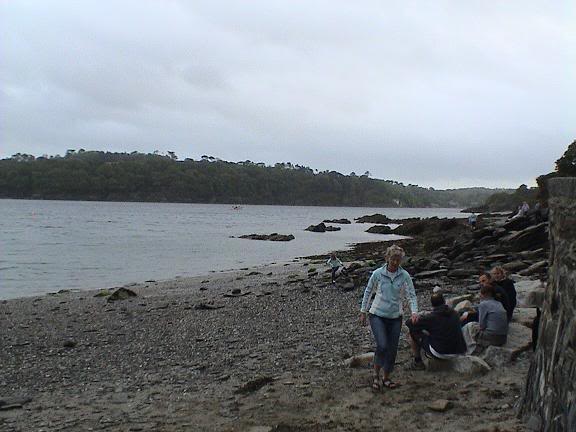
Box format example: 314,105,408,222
239,233,295,241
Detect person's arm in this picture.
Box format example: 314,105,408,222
326,258,331,266
403,273,418,315
478,303,488,330
337,258,343,267
360,271,377,313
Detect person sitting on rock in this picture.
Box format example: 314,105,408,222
462,284,508,354
326,253,343,284
491,266,517,322
459,273,512,325
406,292,467,370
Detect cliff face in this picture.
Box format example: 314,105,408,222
520,178,576,431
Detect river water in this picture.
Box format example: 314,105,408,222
0,199,468,299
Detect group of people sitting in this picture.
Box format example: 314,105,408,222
359,244,517,391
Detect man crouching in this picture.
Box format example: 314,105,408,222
405,292,467,369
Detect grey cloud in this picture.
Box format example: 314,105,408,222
0,0,574,188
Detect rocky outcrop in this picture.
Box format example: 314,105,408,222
107,287,137,302
366,225,393,235
305,223,340,232
323,218,351,224
519,178,576,431
239,233,295,241
394,217,460,236
355,214,393,224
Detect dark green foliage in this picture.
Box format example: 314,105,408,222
536,139,576,203
0,150,501,207
481,184,538,212
555,140,576,176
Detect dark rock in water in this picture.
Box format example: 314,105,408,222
324,225,341,232
355,214,394,224
366,225,393,235
239,233,295,242
107,287,137,302
305,223,327,232
323,218,351,224
231,289,241,295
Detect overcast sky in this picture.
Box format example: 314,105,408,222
1,1,574,188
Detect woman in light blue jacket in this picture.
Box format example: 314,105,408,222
360,245,418,390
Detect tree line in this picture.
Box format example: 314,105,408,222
0,150,504,207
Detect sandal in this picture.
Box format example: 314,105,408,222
382,379,400,389
371,377,381,392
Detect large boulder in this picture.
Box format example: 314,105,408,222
481,323,532,367
344,352,374,368
515,279,546,308
354,214,392,224
503,216,532,231
513,307,538,328
324,225,341,232
426,355,491,376
239,233,295,241
107,287,137,302
519,260,548,276
500,222,548,252
366,225,393,235
502,260,529,272
414,269,449,279
305,223,326,232
323,218,351,224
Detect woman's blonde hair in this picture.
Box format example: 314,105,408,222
491,266,507,279
385,245,406,261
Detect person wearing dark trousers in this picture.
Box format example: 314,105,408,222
406,292,467,369
326,253,343,284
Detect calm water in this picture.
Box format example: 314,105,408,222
0,200,468,299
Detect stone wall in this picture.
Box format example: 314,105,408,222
519,178,576,431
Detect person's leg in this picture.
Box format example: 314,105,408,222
405,319,423,361
382,317,402,383
462,322,480,355
369,314,387,387
331,267,337,283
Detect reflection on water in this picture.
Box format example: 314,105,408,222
0,199,468,299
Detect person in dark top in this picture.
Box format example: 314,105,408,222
406,292,467,369
481,272,512,322
459,272,512,325
491,266,517,321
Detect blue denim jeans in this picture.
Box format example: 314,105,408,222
369,314,402,374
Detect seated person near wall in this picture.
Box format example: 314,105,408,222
406,292,467,369
462,284,509,354
460,272,512,324
491,266,517,321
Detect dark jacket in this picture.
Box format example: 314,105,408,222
495,279,517,320
407,304,467,355
494,285,514,322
